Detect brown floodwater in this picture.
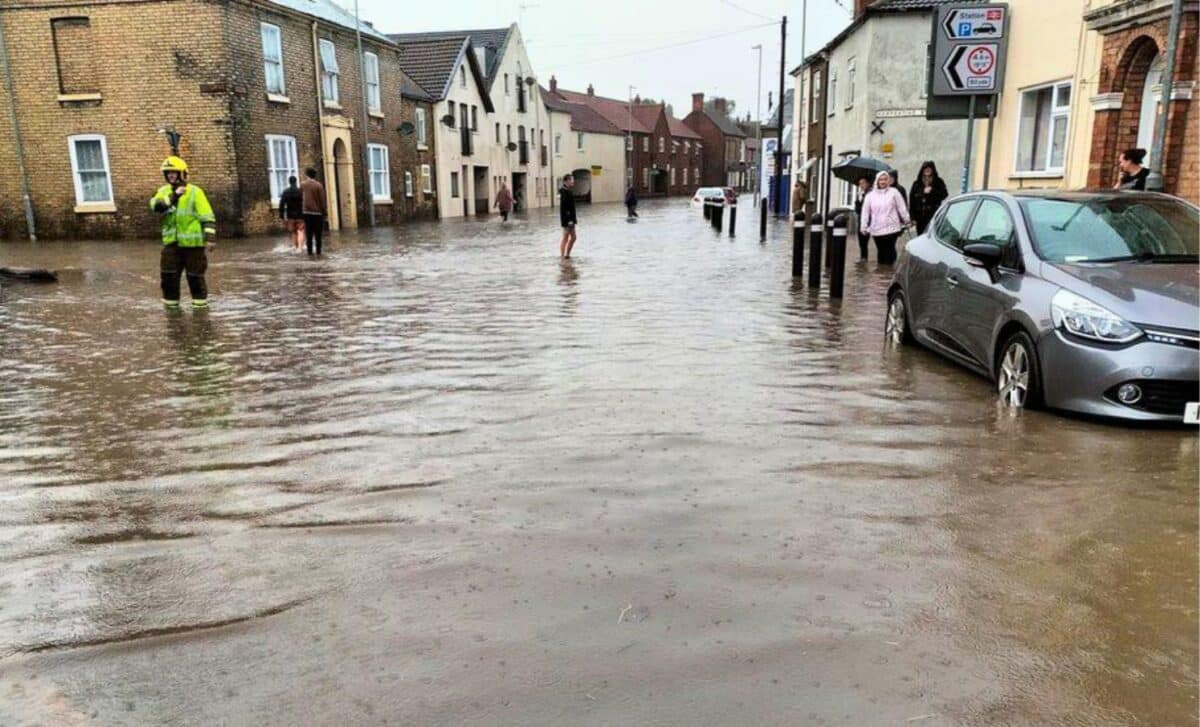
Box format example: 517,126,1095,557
0,200,1196,726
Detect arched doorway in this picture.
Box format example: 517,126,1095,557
332,138,356,229
1136,53,1165,165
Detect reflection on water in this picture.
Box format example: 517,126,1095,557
0,202,1194,725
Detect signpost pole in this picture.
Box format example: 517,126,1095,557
961,94,976,193
982,96,996,190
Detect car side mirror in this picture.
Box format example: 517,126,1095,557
963,242,1004,282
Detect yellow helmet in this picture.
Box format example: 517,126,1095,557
160,156,188,173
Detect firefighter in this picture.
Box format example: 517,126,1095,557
150,156,216,308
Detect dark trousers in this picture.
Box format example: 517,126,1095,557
914,216,932,236
857,232,870,260
160,244,208,303
874,232,901,265
303,214,324,255
500,210,509,221
626,204,638,217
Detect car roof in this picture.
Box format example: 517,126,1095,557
964,189,1186,204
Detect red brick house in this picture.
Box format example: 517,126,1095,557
682,93,748,190
1084,0,1198,202
629,101,703,196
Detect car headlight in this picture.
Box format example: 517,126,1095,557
1051,289,1142,344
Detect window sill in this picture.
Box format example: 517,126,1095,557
417,143,428,151
58,92,102,103
323,100,343,110
369,110,384,119
74,201,116,214
267,93,291,104
1009,171,1064,180
372,197,393,205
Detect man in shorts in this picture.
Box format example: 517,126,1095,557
558,174,577,259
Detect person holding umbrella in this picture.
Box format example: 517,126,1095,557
860,170,910,265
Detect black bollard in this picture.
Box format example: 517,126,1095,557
728,202,737,237
759,198,768,241
808,212,824,289
791,212,805,278
829,213,848,299
703,200,712,221
713,200,724,232
825,215,836,269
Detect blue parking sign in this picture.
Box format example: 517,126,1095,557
958,21,972,37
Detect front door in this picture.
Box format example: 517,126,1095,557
512,173,526,211
945,198,1022,371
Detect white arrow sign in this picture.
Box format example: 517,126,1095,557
942,43,999,92
943,6,1006,40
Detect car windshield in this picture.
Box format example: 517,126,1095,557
1020,196,1199,263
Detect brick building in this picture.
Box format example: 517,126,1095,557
0,0,437,241
683,93,748,190
1084,0,1198,202
630,101,703,196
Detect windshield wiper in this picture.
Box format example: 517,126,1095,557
1081,251,1199,263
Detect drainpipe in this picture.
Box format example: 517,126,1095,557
548,107,556,208
0,7,37,240
311,21,331,223
354,0,375,226
1147,0,1183,191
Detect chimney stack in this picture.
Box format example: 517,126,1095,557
587,83,594,96
634,94,641,104
549,75,557,93
692,92,704,112
714,97,727,115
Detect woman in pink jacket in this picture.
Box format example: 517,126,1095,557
859,170,911,264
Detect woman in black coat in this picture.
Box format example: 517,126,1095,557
908,161,948,236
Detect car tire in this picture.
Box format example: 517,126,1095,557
996,331,1044,410
885,290,914,346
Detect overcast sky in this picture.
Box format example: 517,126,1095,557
353,0,851,120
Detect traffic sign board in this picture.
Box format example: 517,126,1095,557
931,4,1009,97
942,6,1006,40
942,44,999,91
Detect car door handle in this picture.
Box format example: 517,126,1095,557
946,275,960,287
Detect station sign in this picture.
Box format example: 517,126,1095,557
931,3,1009,97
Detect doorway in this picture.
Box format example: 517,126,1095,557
512,172,527,212
473,166,489,216
333,138,356,229
652,169,668,195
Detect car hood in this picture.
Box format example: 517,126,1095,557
1043,261,1199,330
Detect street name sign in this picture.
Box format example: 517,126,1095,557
931,3,1009,97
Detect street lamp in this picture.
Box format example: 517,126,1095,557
752,44,762,206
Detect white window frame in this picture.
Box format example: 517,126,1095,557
265,134,298,207
810,71,822,124
364,51,381,114
416,108,427,146
577,132,584,150
1013,79,1072,176
260,23,285,96
694,167,699,183
67,133,114,206
828,69,837,117
642,136,649,152
319,39,339,104
683,167,688,186
367,143,390,202
658,137,665,153
421,164,432,193
846,57,856,109
670,166,676,186
920,44,931,99
405,170,414,198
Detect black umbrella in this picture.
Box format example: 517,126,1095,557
831,156,893,185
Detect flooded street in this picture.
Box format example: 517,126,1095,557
0,200,1195,725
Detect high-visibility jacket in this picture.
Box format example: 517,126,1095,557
149,184,216,247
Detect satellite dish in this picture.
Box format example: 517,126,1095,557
506,142,518,151
524,76,536,87
441,114,455,126
397,122,415,136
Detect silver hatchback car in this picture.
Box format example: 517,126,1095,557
886,190,1199,422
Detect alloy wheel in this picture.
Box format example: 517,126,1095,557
998,342,1031,408
885,297,907,346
